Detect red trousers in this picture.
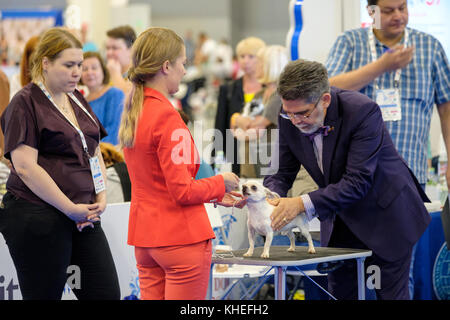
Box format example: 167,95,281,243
134,240,212,300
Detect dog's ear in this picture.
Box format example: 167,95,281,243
264,188,280,200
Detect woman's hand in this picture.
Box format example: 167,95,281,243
219,172,240,193
216,191,247,208
65,203,100,223
235,115,251,130
76,212,101,232
75,192,108,231
73,203,104,232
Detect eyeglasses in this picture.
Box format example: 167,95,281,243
279,95,322,121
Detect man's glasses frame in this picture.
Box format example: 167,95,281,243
279,94,323,121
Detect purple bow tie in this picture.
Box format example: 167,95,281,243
303,125,332,141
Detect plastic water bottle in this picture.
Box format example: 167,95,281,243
214,150,225,175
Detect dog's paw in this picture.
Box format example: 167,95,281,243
308,247,316,254
261,252,270,259
287,247,295,252
243,251,253,257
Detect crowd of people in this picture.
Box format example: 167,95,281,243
0,0,449,301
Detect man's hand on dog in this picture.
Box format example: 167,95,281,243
269,197,305,231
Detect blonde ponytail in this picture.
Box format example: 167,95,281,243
118,27,184,148
118,82,144,148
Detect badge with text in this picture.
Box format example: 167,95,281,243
89,156,106,194
376,88,401,122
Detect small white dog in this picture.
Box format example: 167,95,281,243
242,180,316,259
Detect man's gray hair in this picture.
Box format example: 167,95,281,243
277,59,330,103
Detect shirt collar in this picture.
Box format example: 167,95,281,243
144,87,168,101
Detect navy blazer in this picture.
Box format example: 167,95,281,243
264,87,431,262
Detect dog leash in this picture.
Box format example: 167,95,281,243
212,251,236,259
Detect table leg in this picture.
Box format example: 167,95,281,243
356,257,366,300
274,266,287,300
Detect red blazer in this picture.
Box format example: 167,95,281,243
124,87,225,247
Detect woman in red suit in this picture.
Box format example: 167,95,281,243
118,27,242,300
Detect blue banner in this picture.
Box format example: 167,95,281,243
287,0,304,61
0,9,63,26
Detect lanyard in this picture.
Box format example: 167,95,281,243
37,82,99,157
368,27,408,90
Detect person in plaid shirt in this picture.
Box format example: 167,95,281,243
325,0,450,300
326,0,450,189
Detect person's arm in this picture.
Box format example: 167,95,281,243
232,113,251,130
76,146,107,231
326,31,414,91
156,110,232,205
437,101,450,191
10,144,101,222
329,45,414,91
107,59,132,94
270,101,385,229
329,60,387,91
249,115,271,130
250,93,281,130
432,39,450,192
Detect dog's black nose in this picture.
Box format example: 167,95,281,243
242,185,247,193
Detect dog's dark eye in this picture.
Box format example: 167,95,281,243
251,185,257,191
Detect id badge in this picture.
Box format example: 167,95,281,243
376,88,401,122
89,156,106,194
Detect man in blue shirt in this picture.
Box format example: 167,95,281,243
325,0,450,299
325,0,450,189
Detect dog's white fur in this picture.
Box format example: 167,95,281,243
242,180,316,259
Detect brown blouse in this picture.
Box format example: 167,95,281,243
0,83,107,206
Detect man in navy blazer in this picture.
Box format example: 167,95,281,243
263,59,431,300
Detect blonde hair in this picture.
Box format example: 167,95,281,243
235,37,266,57
259,45,289,85
31,27,83,82
118,27,184,148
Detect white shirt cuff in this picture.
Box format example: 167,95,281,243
300,194,316,221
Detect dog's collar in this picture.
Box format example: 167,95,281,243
246,197,266,204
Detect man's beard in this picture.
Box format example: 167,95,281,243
295,123,321,134
295,105,324,134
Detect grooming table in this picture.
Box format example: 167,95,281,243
209,246,372,300
212,265,275,300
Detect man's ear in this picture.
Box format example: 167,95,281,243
264,187,280,200
322,92,332,111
